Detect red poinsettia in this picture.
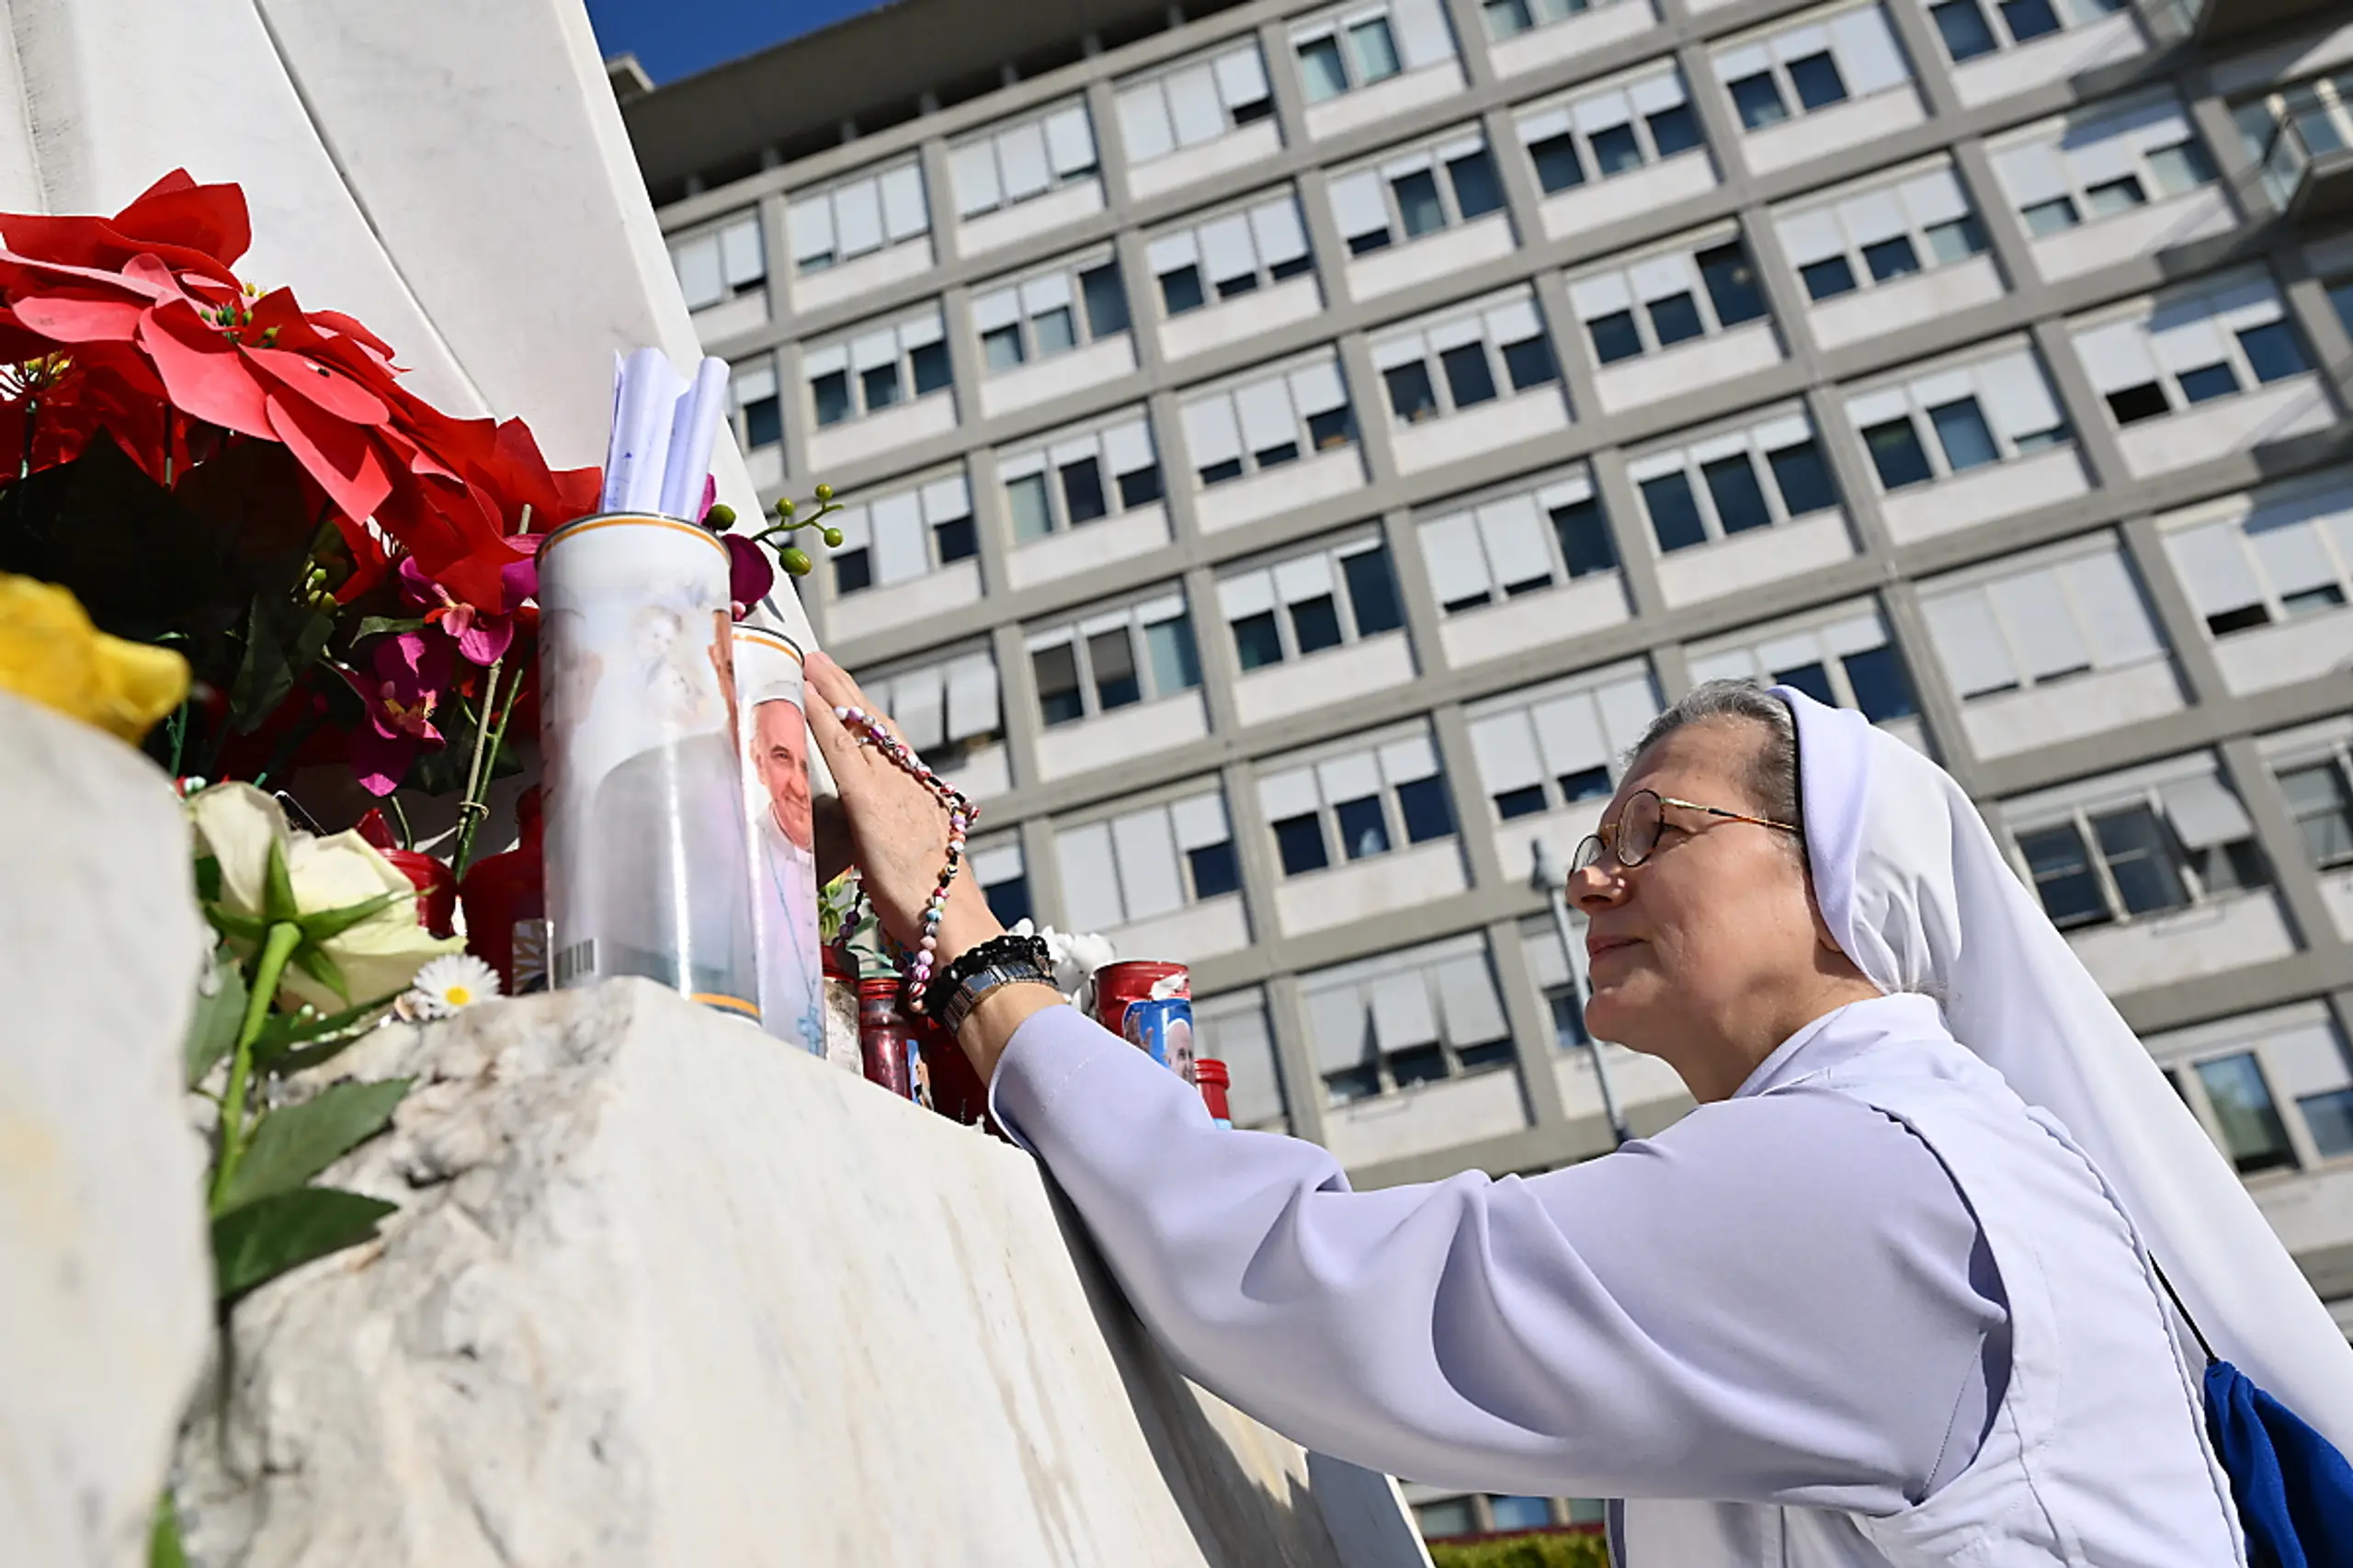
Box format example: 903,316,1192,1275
0,170,598,604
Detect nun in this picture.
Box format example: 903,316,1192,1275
805,656,2353,1565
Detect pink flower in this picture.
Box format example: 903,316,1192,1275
723,534,773,622
350,631,452,795
398,545,536,665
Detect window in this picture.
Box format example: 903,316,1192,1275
1115,41,1276,167
2233,69,2353,209
1713,6,1911,135
1467,663,1663,821
1419,472,1620,614
1991,95,2215,240
1055,789,1242,933
803,307,950,428
824,472,978,597
2073,275,2309,432
1416,1500,1476,1540
1846,346,2072,494
972,255,1129,373
1218,538,1405,669
970,839,1032,929
1292,0,1453,104
1483,0,1639,40
1630,412,1840,554
1930,0,2120,63
1302,934,1516,1105
2162,482,2353,640
1690,606,1917,725
861,649,1004,773
787,165,927,277
1490,1497,1553,1532
1775,164,1988,306
1179,357,1355,487
1921,540,2166,701
729,359,784,455
2007,764,2269,930
1515,65,1705,199
1148,195,1313,317
1327,130,1509,258
1000,414,1162,544
1373,294,1557,426
1194,993,1289,1128
1259,733,1456,877
1568,233,1772,365
671,211,767,307
2156,1006,2353,1174
2279,758,2353,869
948,101,1099,221
1029,593,1201,728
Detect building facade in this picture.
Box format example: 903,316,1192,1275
633,0,2353,1535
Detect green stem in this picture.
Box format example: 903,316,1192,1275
386,794,413,853
211,921,300,1211
449,656,515,877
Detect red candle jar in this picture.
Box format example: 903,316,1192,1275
1195,1058,1233,1130
856,978,919,1099
1093,960,1189,1040
917,1011,999,1134
458,788,546,994
354,809,459,937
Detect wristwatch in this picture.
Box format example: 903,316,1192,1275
938,959,1059,1038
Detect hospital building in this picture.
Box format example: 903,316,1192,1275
618,0,2353,1537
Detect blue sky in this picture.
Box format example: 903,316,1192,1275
585,0,888,85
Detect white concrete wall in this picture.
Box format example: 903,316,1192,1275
1960,658,2185,760
1741,88,1927,176
2067,892,2299,996
176,981,1394,1568
1107,894,1254,966
1346,216,1517,302
1195,448,1366,533
790,241,936,314
1655,510,1857,608
807,392,960,472
1008,504,1174,590
1438,573,1633,667
1161,276,1324,361
957,178,1107,256
1808,254,2005,351
1489,2,1659,77
825,558,984,640
1391,391,1573,475
1539,150,1719,242
2211,603,2353,696
2029,187,2234,284
1878,445,2092,544
1038,689,1211,781
982,335,1140,419
1593,321,1783,415
1130,121,1285,201
1325,1064,1530,1167
1303,64,1464,142
688,289,767,345
1950,12,2145,108
2116,378,2334,481
1232,635,1417,727
1274,838,1469,937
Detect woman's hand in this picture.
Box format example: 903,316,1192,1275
803,652,1005,967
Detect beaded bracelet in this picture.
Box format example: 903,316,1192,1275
832,702,978,1013
919,932,1053,1021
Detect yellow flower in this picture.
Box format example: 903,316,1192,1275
0,572,188,744
188,783,464,1012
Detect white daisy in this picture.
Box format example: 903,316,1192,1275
404,953,502,1020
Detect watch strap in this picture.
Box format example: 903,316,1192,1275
938,960,1058,1038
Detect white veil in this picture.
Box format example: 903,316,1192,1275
1769,686,2353,1451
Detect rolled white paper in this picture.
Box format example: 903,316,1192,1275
603,347,687,516
658,357,732,522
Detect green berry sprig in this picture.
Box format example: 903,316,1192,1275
725,483,847,577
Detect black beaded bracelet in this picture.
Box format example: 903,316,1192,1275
920,932,1052,1019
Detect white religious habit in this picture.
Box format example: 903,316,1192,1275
983,689,2353,1566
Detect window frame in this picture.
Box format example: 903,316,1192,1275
729,357,785,456
1917,537,2169,703
1845,344,2073,495
946,99,1101,222
2006,767,2269,932
784,162,929,278
2149,1002,2353,1176
1774,161,1990,307
1480,0,1640,43
2072,276,2312,436
2273,746,2353,873
670,210,768,309
1217,534,1407,671
1927,0,2127,66
1687,603,1919,725
2159,481,2353,640
1026,590,1203,728
1514,62,1708,202
1052,784,1244,933
1464,661,1663,822
972,249,1131,376
1713,3,1913,135
1991,94,2218,243
1416,469,1621,615
1371,290,1559,426
1000,411,1165,545
1565,230,1774,366
1146,191,1317,320
858,646,1006,771
1259,727,1456,885
1179,355,1358,489
802,306,953,429
2232,67,2353,209
1113,39,1278,169
1291,0,1447,104
1326,127,1511,257
1627,410,1842,554
824,469,981,599
1298,932,1517,1106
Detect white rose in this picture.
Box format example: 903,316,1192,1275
188,783,463,1013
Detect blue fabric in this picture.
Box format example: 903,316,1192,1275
2207,1358,2353,1568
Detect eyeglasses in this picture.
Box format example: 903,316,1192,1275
1570,790,1802,876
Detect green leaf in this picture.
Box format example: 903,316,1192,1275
263,841,299,926
290,942,349,1004
250,990,404,1070
352,615,426,641
210,1186,397,1302
193,854,222,904
215,1079,412,1214
183,944,247,1087
202,904,268,945
296,887,404,945
227,591,336,735
148,1490,188,1568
